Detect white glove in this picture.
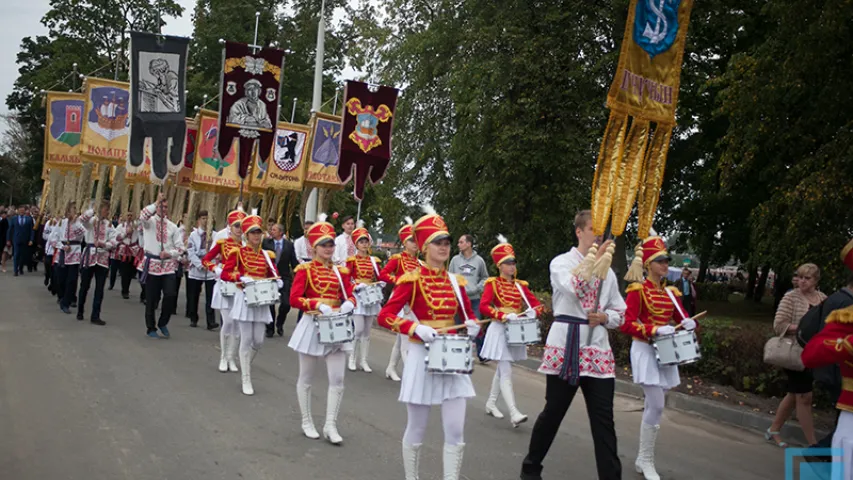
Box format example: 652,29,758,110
680,318,697,331
464,320,480,338
504,313,519,322
276,279,284,289
340,300,355,314
240,276,254,284
353,283,365,292
379,281,387,288
318,304,334,315
524,308,538,319
415,324,438,343
214,265,223,276
656,325,676,336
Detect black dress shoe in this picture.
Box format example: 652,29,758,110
122,293,129,299
265,331,274,338
60,306,72,314
91,319,106,326
190,322,198,328
76,314,84,321
71,302,77,308
277,327,284,337
207,324,219,331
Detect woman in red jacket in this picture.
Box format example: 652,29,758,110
346,222,384,373
620,235,696,480
378,210,479,480
288,214,356,445
220,215,279,396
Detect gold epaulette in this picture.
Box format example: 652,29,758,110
397,270,420,284
346,256,358,263
337,266,351,275
294,263,312,273
266,251,276,260
372,256,381,263
454,274,468,287
517,279,529,287
390,253,402,261
626,283,643,294
827,306,853,325
216,238,225,245
485,277,497,285
666,286,682,296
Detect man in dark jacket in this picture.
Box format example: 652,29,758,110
262,223,299,337
6,205,35,276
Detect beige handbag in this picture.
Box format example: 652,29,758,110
763,328,805,371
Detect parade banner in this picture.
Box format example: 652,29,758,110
216,41,285,180
305,112,344,189
264,122,310,192
591,0,693,238
79,78,130,166
44,91,85,171
248,141,268,193
128,31,190,182
177,119,197,187
192,109,246,193
125,138,152,184
339,80,399,200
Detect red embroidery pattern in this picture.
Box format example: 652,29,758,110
538,344,616,378
156,218,167,244
572,276,602,310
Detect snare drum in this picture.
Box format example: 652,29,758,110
652,330,701,367
219,281,237,297
425,335,474,375
354,283,384,306
315,312,355,345
243,279,280,307
505,318,541,345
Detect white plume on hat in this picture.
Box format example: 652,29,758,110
251,208,258,216
318,212,328,223
496,233,508,245
421,204,437,216
403,216,413,225
357,219,365,228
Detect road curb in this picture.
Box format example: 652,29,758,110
515,357,827,447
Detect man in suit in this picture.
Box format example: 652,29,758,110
6,205,35,276
262,223,298,337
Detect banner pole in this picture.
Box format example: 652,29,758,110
290,97,297,123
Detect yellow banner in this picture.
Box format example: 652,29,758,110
80,78,130,166
305,112,344,189
259,122,311,192
43,91,86,171
125,138,152,184
606,0,693,125
191,109,247,194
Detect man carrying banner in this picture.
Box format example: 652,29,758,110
138,193,184,338
76,202,113,326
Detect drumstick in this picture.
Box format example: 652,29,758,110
434,319,493,334
674,311,706,330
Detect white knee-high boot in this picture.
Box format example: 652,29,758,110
323,385,345,445
485,373,504,418
499,378,527,427
386,336,401,381
348,339,359,371
239,347,255,395
219,334,230,372
635,423,661,480
402,441,422,480
297,383,319,439
442,443,465,480
226,335,239,372
359,336,372,372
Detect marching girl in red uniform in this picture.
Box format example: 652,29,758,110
480,235,544,427
620,235,697,480
220,215,280,396
203,208,246,373
379,218,421,381
378,211,480,480
288,215,357,445
346,223,385,373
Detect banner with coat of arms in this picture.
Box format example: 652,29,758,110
79,78,131,166
263,122,310,192
590,0,693,239
338,80,399,200
304,112,343,189
192,109,247,193
44,91,86,171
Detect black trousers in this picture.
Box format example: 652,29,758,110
78,265,108,320
44,254,53,290
522,375,621,480
109,258,120,289
267,281,292,334
144,273,177,333
12,243,27,274
682,295,695,317
186,278,216,327
118,260,137,296
59,263,80,309
171,270,184,315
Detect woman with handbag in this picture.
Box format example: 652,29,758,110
765,263,825,448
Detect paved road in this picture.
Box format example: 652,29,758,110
0,272,790,479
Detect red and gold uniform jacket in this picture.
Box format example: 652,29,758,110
379,251,421,284
202,235,241,273
480,277,544,321
289,260,357,311
220,245,279,284
347,255,381,284
378,265,476,343
803,306,853,412
620,279,689,341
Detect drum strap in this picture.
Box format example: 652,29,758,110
260,249,277,277
514,282,534,314
369,256,381,278
332,265,348,302
447,272,470,323
664,288,688,321
553,315,588,386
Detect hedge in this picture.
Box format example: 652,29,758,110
694,282,729,302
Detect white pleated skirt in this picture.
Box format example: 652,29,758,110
832,411,853,480
288,312,353,356
630,340,680,389
480,321,527,362
211,280,235,311
229,289,273,324
398,342,476,405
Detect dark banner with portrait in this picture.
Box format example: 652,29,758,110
128,31,190,183
216,41,285,180
338,80,399,200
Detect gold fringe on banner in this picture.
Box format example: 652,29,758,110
93,165,110,206
637,124,673,239
590,111,628,236
48,169,62,215
131,184,143,216
110,166,126,216
610,118,650,237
